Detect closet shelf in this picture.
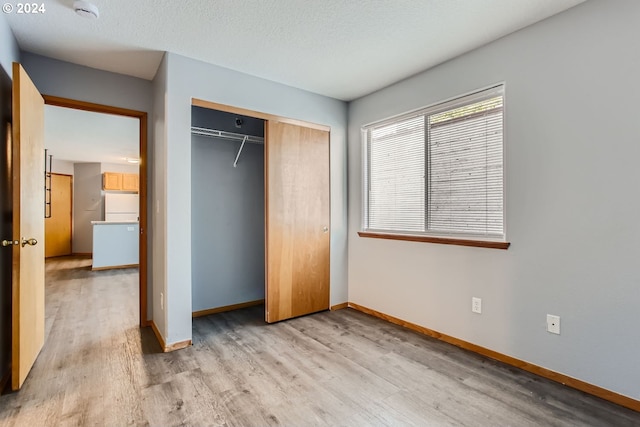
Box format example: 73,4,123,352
191,126,264,145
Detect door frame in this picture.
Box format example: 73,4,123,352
192,99,330,132
43,95,149,327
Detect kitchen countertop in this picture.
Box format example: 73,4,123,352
91,221,139,225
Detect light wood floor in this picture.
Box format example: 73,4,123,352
0,256,638,426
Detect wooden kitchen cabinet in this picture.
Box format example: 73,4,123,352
122,173,139,191
103,172,123,190
103,172,139,192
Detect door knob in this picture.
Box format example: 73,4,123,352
2,239,19,247
21,238,38,247
323,227,329,233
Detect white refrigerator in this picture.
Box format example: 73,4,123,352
105,193,139,222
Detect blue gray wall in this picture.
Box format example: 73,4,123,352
21,52,153,114
347,0,640,399
191,134,265,311
0,14,18,77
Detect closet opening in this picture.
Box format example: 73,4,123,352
190,98,331,327
191,106,266,320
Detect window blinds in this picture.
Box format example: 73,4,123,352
364,85,505,240
368,116,425,231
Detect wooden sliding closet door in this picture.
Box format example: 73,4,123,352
265,121,330,323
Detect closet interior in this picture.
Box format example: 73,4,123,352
191,105,266,316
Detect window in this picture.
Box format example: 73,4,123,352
362,85,506,246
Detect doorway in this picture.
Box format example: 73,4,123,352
43,96,149,326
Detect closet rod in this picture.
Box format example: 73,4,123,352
191,126,264,144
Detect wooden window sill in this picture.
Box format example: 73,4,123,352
357,231,510,250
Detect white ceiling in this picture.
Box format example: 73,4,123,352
6,0,584,101
45,105,139,164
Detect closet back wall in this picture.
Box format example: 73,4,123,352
191,134,265,312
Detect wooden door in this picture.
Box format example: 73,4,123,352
11,62,45,390
45,173,72,257
265,121,330,323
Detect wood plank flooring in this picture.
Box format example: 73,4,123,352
0,256,638,426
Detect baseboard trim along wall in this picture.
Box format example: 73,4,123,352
91,264,139,272
330,302,348,311
192,299,265,318
150,321,192,353
347,302,640,413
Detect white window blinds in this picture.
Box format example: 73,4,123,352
368,116,425,231
363,85,505,240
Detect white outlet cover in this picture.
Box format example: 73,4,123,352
547,314,560,334
472,297,482,314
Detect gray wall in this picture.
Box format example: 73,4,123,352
52,159,74,175
0,13,18,77
157,52,348,345
72,163,102,253
347,0,640,400
21,52,155,322
21,52,153,114
0,12,19,388
191,136,265,311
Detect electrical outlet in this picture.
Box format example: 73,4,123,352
160,292,164,310
472,297,482,314
547,314,560,334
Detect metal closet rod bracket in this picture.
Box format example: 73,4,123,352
233,135,248,168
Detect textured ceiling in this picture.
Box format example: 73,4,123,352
45,105,139,164
6,0,584,100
